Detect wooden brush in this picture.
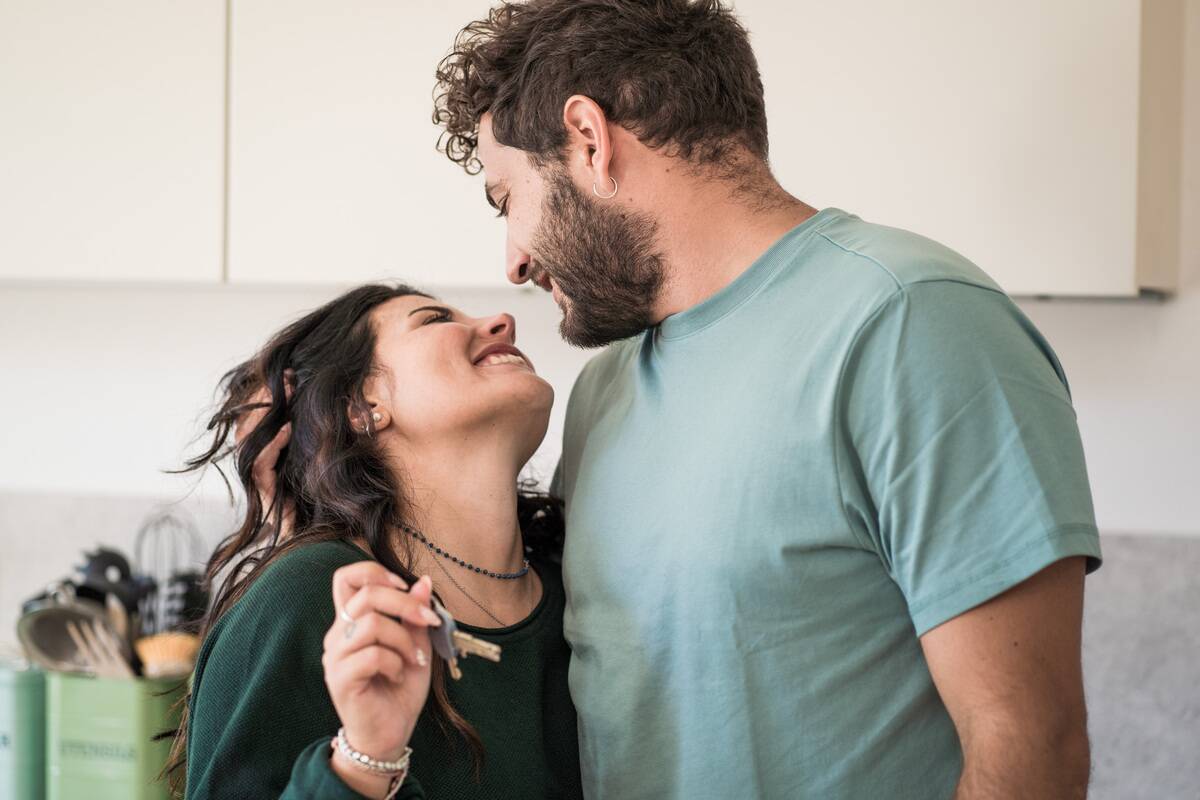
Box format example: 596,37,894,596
135,632,201,678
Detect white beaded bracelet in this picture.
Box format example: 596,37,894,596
330,726,411,799
332,726,412,774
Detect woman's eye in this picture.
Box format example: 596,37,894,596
422,311,452,325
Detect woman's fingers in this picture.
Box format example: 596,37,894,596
234,371,295,447
344,581,442,630
327,611,424,667
330,565,438,671
332,561,411,611
327,644,408,688
234,385,273,444
252,423,291,483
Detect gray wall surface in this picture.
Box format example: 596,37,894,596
1084,535,1200,800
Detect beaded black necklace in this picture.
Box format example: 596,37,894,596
401,523,530,580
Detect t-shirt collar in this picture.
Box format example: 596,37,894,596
655,207,845,341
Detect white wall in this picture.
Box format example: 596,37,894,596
1,1,1197,653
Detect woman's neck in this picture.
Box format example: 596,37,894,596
389,434,540,627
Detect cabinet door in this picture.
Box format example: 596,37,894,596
0,0,225,283
227,1,506,288
734,0,1182,296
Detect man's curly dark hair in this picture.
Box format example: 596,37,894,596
433,0,769,175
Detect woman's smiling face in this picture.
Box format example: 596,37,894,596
363,295,553,450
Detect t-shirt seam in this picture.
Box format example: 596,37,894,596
904,275,1009,297
816,230,1005,299
905,521,1100,620
816,231,904,291
831,289,906,555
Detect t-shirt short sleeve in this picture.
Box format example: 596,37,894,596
837,279,1102,636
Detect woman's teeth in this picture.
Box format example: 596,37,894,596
479,353,528,368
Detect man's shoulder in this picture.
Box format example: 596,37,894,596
812,210,1005,296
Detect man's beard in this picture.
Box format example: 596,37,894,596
530,169,665,349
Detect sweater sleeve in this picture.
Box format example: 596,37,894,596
288,739,426,799
185,542,425,799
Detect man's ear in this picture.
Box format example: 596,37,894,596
562,94,616,194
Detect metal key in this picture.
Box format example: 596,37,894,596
427,597,501,679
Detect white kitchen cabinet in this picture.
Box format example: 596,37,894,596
736,0,1185,296
226,1,507,288
4,1,1182,295
0,0,225,283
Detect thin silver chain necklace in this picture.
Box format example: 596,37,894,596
428,548,506,627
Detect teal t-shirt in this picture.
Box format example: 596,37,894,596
553,207,1102,799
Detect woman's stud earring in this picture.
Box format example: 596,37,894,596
372,412,382,422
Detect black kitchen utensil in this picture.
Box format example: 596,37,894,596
133,510,208,636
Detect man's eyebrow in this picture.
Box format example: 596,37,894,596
407,305,453,318
484,181,507,210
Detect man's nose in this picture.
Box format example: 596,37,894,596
506,235,531,285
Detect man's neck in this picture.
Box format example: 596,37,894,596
647,171,818,323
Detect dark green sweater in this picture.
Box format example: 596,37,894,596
185,539,582,799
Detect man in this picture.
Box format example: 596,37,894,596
434,1,1101,797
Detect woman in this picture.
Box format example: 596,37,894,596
171,284,582,799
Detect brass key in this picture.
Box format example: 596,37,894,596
428,597,501,679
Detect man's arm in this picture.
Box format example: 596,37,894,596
919,556,1091,799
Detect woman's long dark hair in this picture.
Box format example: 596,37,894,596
163,283,564,795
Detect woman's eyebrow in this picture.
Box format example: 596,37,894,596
407,305,453,318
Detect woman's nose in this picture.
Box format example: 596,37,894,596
480,313,517,342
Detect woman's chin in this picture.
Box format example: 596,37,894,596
475,390,554,458
471,369,553,410
477,364,552,393
516,377,555,413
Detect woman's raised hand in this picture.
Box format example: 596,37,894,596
233,371,296,537
324,561,440,772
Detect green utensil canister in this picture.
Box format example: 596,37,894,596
0,663,46,800
46,672,184,800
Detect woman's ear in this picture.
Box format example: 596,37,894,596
349,374,392,435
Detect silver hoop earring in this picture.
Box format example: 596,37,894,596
592,176,618,199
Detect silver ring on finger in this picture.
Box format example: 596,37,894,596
339,607,356,640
